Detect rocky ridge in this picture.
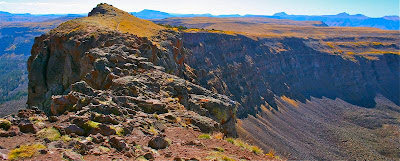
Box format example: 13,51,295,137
0,3,272,161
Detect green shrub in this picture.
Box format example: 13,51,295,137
61,135,72,142
85,136,93,141
225,137,235,144
135,145,142,150
149,126,158,135
198,134,212,139
266,149,278,158
225,137,264,154
111,126,124,136
136,156,148,161
36,127,61,141
206,152,235,161
214,147,225,152
98,146,110,152
251,146,263,154
83,121,100,131
221,156,235,161
0,119,11,130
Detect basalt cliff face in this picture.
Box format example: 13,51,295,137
182,33,399,116
181,32,400,160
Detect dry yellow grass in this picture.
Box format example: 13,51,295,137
51,3,164,37
183,28,238,35
363,56,380,60
213,132,225,140
281,96,299,107
225,137,264,154
360,50,400,55
158,17,398,39
158,17,399,57
8,144,46,160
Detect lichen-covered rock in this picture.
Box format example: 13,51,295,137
63,151,83,161
50,93,79,115
17,109,36,118
148,136,170,149
90,133,105,144
109,136,128,151
81,123,112,136
0,127,18,137
18,120,38,133
64,124,85,136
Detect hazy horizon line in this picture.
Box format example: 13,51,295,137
1,9,399,18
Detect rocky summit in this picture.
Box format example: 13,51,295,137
0,3,271,161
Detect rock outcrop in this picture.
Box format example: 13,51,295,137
27,3,236,137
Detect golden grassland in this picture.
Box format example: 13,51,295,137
321,41,400,60
160,17,399,39
159,17,399,58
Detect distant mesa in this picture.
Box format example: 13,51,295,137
130,9,174,19
337,12,350,16
273,12,288,17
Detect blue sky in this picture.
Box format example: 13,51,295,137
0,0,398,17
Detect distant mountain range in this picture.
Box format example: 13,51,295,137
0,10,398,30
265,12,399,30
131,10,400,30
0,11,83,23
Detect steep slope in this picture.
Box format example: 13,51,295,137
0,17,80,56
0,17,81,116
0,54,28,105
239,96,400,160
157,18,400,159
0,3,273,161
182,33,399,114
